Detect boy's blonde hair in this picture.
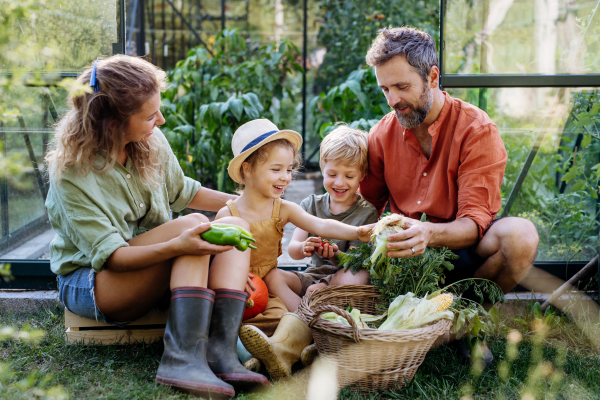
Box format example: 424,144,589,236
319,126,369,176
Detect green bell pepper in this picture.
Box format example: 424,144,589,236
200,224,257,252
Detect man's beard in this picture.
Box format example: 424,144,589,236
393,85,433,129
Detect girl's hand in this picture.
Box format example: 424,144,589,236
357,223,376,242
302,237,322,257
245,273,256,294
173,223,234,256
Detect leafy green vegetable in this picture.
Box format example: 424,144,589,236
336,231,506,338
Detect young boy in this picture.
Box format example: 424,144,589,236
264,126,379,312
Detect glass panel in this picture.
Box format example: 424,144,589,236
448,87,600,262
444,0,600,75
0,1,118,259
0,0,117,74
133,0,222,71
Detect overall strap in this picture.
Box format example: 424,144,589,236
272,198,281,219
226,200,240,217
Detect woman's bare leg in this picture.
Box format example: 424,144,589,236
95,214,250,322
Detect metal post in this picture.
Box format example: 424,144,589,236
501,128,548,217
301,0,307,160
137,0,146,56
119,0,126,46
438,0,445,90
221,0,226,31
162,0,166,69
17,113,47,201
0,122,8,237
478,0,489,111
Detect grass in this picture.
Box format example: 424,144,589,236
1,305,599,400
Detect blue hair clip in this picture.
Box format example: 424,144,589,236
89,58,100,92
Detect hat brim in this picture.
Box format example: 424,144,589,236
228,130,303,184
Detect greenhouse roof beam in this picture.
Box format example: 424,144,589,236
442,75,600,89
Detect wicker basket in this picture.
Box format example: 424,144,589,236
296,285,452,391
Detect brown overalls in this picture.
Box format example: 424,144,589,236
226,199,288,336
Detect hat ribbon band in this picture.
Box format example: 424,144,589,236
241,130,279,153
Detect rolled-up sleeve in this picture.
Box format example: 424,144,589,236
56,180,129,272
456,123,507,239
164,143,202,213
360,125,389,216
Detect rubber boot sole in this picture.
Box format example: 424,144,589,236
216,372,270,387
300,343,318,367
239,325,291,380
156,375,235,398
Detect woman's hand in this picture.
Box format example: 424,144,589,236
302,237,322,258
172,223,234,256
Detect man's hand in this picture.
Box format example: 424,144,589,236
386,217,432,258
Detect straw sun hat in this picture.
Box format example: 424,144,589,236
227,119,302,184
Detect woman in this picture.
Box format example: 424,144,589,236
45,55,267,397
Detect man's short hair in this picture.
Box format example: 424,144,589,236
320,126,369,176
366,27,439,83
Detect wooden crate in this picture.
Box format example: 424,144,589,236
64,308,168,345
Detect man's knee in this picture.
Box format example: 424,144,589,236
500,217,539,259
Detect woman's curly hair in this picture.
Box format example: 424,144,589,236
46,55,167,187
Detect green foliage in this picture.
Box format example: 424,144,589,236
338,237,505,339
161,29,303,193
501,90,600,261
313,0,439,92
310,67,386,137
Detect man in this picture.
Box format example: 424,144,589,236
360,27,539,362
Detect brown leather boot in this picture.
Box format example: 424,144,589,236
207,289,270,387
156,287,235,398
239,312,313,379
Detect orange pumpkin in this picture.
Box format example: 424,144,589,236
243,274,269,320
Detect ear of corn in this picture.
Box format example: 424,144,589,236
430,293,454,312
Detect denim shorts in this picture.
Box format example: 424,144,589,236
57,267,131,327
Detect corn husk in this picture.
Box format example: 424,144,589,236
320,308,379,329
378,292,453,330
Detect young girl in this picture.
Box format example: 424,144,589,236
217,119,374,379
45,55,267,398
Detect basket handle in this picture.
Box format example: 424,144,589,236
309,305,361,344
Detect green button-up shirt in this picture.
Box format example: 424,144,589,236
46,128,201,275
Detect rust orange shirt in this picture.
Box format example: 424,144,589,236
360,92,507,240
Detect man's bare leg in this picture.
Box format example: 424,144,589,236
474,217,539,294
